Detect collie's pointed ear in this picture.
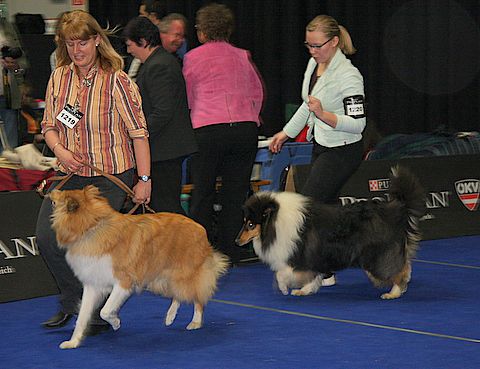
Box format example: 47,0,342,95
240,204,247,216
84,185,101,197
66,197,80,213
262,201,278,217
262,201,279,225
48,189,60,201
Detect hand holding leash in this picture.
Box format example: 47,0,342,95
37,160,155,214
54,145,84,173
132,180,151,205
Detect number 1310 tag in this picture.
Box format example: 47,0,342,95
56,104,84,129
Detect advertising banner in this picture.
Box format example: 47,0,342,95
296,155,480,240
0,191,58,303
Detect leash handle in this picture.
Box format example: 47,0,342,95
36,161,155,214
36,172,73,197
82,162,135,198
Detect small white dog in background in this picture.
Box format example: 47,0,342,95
1,143,57,171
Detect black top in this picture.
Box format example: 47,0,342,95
136,47,197,162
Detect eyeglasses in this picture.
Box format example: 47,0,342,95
304,37,333,50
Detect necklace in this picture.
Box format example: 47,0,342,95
78,64,97,87
83,77,92,87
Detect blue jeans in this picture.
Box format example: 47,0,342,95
0,95,19,152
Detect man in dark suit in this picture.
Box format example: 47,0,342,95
123,16,197,214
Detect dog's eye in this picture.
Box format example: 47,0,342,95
247,221,255,230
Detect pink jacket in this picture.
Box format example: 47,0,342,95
183,41,264,129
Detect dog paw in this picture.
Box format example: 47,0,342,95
186,321,202,330
101,313,121,330
59,339,81,349
165,312,177,326
109,317,121,331
290,289,306,296
277,281,289,295
380,292,400,300
165,316,174,326
381,284,402,300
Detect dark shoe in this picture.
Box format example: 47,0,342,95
85,324,111,336
41,311,73,329
322,273,336,287
230,248,259,266
232,255,259,266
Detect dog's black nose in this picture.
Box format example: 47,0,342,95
235,226,247,246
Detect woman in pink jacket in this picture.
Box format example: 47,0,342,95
183,3,264,265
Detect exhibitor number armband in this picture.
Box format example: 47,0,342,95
343,95,365,119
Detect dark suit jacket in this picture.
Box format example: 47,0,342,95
136,47,197,162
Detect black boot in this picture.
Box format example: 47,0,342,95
41,311,73,329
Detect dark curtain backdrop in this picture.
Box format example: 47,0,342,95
90,0,480,137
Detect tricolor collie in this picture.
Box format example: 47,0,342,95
49,186,229,349
236,166,425,299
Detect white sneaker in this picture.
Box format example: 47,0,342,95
321,274,336,287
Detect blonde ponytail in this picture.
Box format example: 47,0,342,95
306,15,357,55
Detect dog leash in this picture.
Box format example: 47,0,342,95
36,161,155,215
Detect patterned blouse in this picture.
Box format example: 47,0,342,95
41,63,148,177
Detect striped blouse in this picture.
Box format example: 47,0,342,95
41,63,148,177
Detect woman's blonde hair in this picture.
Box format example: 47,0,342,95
55,10,123,71
306,15,356,55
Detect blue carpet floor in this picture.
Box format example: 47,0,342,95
1,235,479,369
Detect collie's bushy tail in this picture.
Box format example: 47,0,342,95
194,250,230,305
148,249,229,305
389,165,426,218
211,251,230,281
389,165,426,259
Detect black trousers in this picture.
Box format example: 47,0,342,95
189,122,258,260
35,170,134,323
150,157,186,215
301,140,363,279
301,140,363,204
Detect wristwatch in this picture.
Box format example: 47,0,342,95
138,175,151,182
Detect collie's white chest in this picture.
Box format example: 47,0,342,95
65,252,115,287
253,239,289,271
252,239,263,258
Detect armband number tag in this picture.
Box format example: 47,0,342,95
56,104,84,129
343,95,365,119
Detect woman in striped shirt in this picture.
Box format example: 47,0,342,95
36,10,151,335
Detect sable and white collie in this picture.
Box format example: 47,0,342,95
49,185,229,349
236,166,425,300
